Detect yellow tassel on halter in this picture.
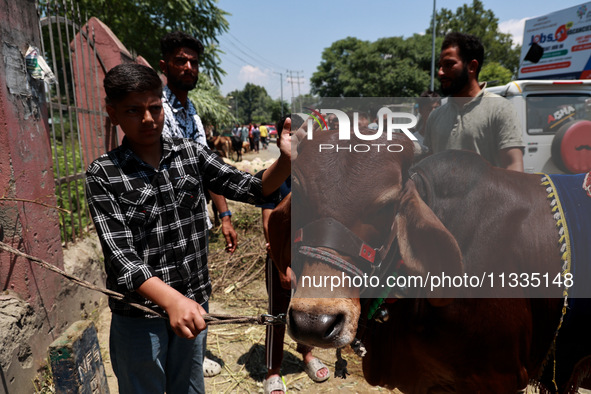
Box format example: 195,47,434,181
540,173,572,392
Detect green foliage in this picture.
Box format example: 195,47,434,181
311,35,433,97
228,83,288,125
188,74,235,128
39,0,230,85
427,0,521,75
311,1,520,97
311,36,369,97
229,83,268,124
49,115,90,242
269,99,290,122
480,62,513,86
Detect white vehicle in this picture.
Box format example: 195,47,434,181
487,80,591,174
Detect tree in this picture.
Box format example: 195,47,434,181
40,0,230,85
227,83,286,125
428,0,520,75
229,83,268,124
310,35,432,97
268,99,290,123
310,1,520,98
188,74,234,129
310,37,370,97
479,62,513,86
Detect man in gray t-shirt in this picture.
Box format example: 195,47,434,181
425,32,524,171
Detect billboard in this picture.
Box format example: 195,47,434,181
519,2,591,80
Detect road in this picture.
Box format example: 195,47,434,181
240,138,280,162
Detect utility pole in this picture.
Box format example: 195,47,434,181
431,0,437,91
228,95,238,123
287,70,296,113
273,71,284,117
287,70,305,113
295,70,303,97
295,70,304,113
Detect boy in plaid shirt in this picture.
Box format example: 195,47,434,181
85,63,291,393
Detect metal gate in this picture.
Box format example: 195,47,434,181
38,0,117,245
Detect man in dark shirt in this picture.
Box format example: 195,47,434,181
86,63,290,393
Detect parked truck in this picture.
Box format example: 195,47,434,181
487,80,591,174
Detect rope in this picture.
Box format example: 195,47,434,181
0,241,285,326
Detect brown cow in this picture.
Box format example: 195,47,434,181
269,130,591,393
207,135,232,158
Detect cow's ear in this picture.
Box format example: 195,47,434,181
268,193,293,288
395,180,462,305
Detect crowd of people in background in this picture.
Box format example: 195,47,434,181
232,122,275,153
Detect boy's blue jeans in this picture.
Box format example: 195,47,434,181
110,304,208,394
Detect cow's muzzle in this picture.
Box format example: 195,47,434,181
288,308,344,346
287,297,360,349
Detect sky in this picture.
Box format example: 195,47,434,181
216,0,587,100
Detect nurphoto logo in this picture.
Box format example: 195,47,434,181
296,107,418,153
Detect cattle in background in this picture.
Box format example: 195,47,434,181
206,135,231,158
230,135,243,162
242,141,251,154
269,130,591,393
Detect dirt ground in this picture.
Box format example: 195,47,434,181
95,200,391,393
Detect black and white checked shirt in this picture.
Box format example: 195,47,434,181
86,137,275,317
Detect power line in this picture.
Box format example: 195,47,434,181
222,47,257,68
221,55,246,69
220,37,277,71
220,41,265,68
223,32,289,71
286,70,305,112
218,37,307,102
220,50,285,100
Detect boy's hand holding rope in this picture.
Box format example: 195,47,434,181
0,241,285,326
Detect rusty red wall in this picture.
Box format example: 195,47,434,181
0,4,157,390
0,10,151,304
0,0,66,390
0,0,63,309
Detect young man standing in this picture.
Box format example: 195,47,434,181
159,31,237,251
159,31,233,377
86,63,290,393
424,32,524,171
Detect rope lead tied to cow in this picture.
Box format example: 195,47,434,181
203,313,286,326
0,240,290,327
259,313,287,325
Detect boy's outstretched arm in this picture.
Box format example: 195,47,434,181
137,277,207,339
261,117,292,196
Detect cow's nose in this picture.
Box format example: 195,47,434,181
288,308,344,346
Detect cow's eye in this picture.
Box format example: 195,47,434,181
366,201,397,232
374,201,396,219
